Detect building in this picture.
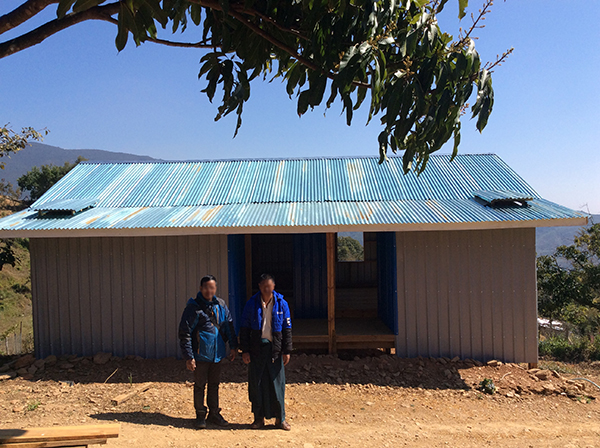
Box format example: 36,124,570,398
0,154,587,363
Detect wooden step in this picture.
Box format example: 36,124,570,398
0,424,120,447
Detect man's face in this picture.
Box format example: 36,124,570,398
259,279,275,299
200,280,217,300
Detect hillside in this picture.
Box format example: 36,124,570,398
536,214,599,256
0,142,157,187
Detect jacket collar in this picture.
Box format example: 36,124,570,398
251,290,283,305
194,292,217,307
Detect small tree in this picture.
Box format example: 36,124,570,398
337,236,365,262
0,124,47,270
18,156,86,203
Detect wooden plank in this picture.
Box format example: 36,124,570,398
326,233,336,355
245,234,252,301
111,382,153,405
0,438,107,447
0,424,120,444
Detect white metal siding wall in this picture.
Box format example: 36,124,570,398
30,235,228,359
395,228,537,363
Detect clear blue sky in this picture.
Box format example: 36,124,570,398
1,1,599,213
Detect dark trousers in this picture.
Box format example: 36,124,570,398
193,360,222,418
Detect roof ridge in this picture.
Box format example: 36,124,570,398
79,153,499,165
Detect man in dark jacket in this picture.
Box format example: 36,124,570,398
240,273,292,431
179,275,238,429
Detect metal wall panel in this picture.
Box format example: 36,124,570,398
293,233,327,319
395,228,537,363
30,235,228,359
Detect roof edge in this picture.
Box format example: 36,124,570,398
1,216,588,239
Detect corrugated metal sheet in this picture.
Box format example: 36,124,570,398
395,228,537,363
0,198,586,232
29,155,541,207
33,198,98,212
0,154,586,234
474,190,533,205
30,235,229,358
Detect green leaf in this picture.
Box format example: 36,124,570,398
57,0,77,18
72,0,101,14
458,0,468,19
297,90,311,116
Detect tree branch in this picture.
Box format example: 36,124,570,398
0,0,59,36
0,2,120,59
102,15,219,49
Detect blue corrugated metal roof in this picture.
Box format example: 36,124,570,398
0,154,587,234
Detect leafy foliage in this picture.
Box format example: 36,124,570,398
478,378,496,395
0,125,48,170
337,235,365,261
1,0,502,172
18,156,87,203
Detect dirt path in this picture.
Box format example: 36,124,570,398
2,353,600,447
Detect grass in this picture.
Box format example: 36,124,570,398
538,360,580,375
0,239,33,355
26,400,41,412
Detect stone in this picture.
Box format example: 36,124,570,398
542,384,556,395
0,364,11,373
473,359,483,367
134,356,144,362
27,365,37,375
14,354,35,370
534,370,552,381
33,359,46,369
44,355,57,365
0,372,16,381
451,356,460,363
59,363,74,370
16,368,28,376
125,355,137,361
487,360,502,367
93,352,112,365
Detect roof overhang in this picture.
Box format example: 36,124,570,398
0,215,587,238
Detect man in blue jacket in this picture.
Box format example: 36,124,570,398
179,275,238,429
240,273,292,431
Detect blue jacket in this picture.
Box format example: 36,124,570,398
239,291,292,360
178,293,238,363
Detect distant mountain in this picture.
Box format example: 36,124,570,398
536,215,599,256
0,142,157,187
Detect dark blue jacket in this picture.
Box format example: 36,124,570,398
239,291,292,361
178,293,238,363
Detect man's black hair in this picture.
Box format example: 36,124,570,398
258,273,275,284
200,275,217,287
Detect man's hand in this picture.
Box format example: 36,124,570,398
186,359,196,371
283,354,290,366
242,353,251,364
229,349,237,361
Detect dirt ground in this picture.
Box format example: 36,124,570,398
2,352,600,447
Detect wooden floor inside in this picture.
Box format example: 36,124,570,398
293,318,396,349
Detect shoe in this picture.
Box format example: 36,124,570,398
275,419,291,431
194,417,207,429
250,417,265,429
207,412,230,427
